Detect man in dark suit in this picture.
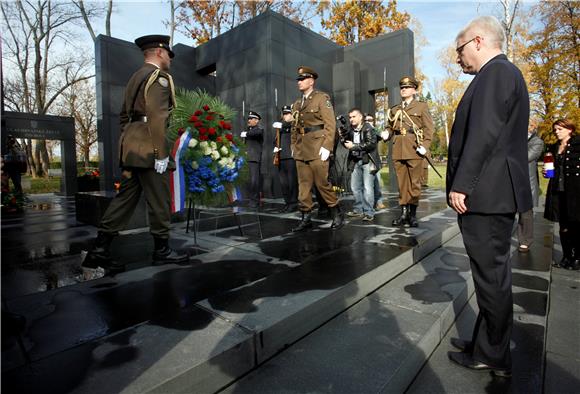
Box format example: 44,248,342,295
241,111,263,208
82,34,188,272
446,16,532,378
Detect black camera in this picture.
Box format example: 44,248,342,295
336,114,349,142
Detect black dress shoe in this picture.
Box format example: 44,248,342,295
450,337,473,353
448,351,512,377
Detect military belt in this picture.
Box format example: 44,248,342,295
130,115,148,123
296,125,324,135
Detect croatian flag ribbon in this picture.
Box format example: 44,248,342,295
170,129,192,213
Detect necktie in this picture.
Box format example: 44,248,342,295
402,102,407,109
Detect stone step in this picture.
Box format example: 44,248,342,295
222,234,472,393
407,211,554,393
1,206,459,394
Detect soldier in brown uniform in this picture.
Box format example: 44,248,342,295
383,76,434,227
82,35,188,272
291,66,344,231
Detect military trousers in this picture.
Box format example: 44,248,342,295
99,167,171,238
277,158,298,206
394,158,423,205
296,158,338,212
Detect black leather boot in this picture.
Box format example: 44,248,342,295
408,204,419,227
153,237,189,265
392,205,409,226
566,246,580,270
82,231,124,273
292,211,313,232
330,204,345,230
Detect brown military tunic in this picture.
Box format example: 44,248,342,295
99,63,176,238
291,90,338,211
387,99,434,205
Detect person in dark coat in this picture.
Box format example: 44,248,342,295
241,111,264,208
543,119,580,270
446,16,532,378
272,105,298,212
517,128,544,252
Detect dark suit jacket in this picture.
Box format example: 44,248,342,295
446,54,532,214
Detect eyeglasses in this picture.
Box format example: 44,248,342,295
456,37,478,55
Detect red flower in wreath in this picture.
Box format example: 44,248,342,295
216,136,223,142
208,127,216,135
206,115,214,121
193,121,203,128
199,135,209,141
178,127,185,135
203,105,210,111
188,115,199,122
199,127,207,134
225,133,233,141
223,122,232,130
194,110,203,116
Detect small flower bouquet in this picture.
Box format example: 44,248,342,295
168,89,246,208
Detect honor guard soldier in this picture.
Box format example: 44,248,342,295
291,66,344,231
240,111,264,208
272,105,299,212
382,76,434,227
82,34,188,273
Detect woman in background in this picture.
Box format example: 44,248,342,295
544,119,580,270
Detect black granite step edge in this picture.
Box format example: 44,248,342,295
147,213,460,394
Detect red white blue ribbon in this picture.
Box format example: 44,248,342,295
170,130,192,213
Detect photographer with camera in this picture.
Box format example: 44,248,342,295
342,108,380,222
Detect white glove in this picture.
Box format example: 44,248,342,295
273,147,282,153
154,157,169,174
416,145,427,156
319,147,330,161
272,122,282,129
240,131,247,138
380,130,390,141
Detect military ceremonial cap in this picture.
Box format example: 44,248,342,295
399,76,419,89
248,111,261,120
296,66,318,80
134,35,175,58
282,105,292,114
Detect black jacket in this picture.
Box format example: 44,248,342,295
342,122,380,174
544,135,580,222
273,121,294,160
243,125,263,163
446,54,532,214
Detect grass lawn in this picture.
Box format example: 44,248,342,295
378,163,548,197
21,175,61,194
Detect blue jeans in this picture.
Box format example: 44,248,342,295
350,160,375,216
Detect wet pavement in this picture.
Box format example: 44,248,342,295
1,189,458,393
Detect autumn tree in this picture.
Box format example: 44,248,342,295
316,0,410,46
428,46,468,157
56,79,98,167
174,0,318,46
1,1,95,178
73,0,113,41
525,0,579,144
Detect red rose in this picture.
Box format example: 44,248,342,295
223,122,232,130
225,133,233,141
199,135,209,141
194,121,203,128
216,136,223,142
206,115,214,121
203,105,210,111
208,127,216,135
194,110,203,116
188,115,197,122
178,127,185,135
199,127,207,134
